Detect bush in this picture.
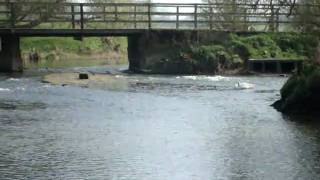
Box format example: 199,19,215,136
190,45,233,73
150,33,318,74
239,34,282,58
275,65,320,113
229,39,251,60
271,33,318,59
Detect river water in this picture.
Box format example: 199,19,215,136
0,66,320,180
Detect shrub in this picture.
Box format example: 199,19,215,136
271,33,318,59
229,39,250,60
190,45,233,73
277,65,320,113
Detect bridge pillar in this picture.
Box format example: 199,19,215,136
127,35,145,72
0,35,22,72
276,61,282,73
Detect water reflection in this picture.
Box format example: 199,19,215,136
0,100,46,111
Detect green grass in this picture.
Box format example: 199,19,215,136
229,33,318,60
21,36,129,69
21,37,128,54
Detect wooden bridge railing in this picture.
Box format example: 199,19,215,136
0,2,319,32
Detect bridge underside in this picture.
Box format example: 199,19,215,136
0,29,145,72
0,29,233,72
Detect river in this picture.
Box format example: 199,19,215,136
0,66,320,180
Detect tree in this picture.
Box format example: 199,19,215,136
0,0,67,28
201,0,302,31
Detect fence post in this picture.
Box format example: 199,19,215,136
194,4,198,29
209,6,213,30
176,6,179,29
276,8,280,32
71,5,75,29
244,8,248,31
148,4,151,29
10,3,15,28
115,4,118,21
134,5,137,29
103,5,106,22
80,4,84,30
46,4,50,21
270,4,275,32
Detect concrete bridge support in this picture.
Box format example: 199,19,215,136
127,35,145,72
0,35,22,72
127,30,229,72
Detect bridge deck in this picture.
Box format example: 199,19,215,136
0,2,317,34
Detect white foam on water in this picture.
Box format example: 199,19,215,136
177,75,229,81
115,75,124,78
148,77,157,80
16,87,26,91
204,76,229,81
182,76,198,80
7,78,20,81
0,88,11,92
42,85,52,88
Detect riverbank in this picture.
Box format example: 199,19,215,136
273,64,320,114
148,33,317,75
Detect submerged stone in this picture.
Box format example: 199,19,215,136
79,73,89,80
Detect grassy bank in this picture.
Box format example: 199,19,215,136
151,33,318,74
21,37,128,69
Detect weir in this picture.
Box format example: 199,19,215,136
248,59,303,74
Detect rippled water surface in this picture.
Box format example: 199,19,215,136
1,66,320,180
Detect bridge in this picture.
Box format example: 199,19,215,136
0,2,317,72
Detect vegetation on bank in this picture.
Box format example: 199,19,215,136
151,33,318,74
21,37,128,68
273,64,320,114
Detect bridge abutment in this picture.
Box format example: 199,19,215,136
0,35,22,72
127,30,229,73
